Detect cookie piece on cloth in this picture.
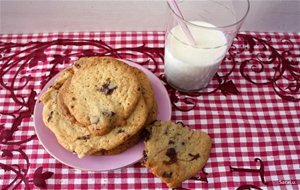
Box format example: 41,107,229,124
142,121,212,188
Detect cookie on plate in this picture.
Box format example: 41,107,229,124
133,68,154,111
40,68,149,158
132,67,157,125
142,121,212,188
95,65,157,154
57,57,142,135
94,131,142,155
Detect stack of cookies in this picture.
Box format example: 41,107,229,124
40,56,157,158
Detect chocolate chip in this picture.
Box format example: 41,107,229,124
77,135,90,140
168,140,175,145
164,148,177,165
97,149,106,155
143,151,147,159
181,142,185,145
102,111,115,118
162,171,173,178
188,153,200,161
99,79,117,95
150,120,157,125
142,128,151,141
142,150,148,164
47,111,53,122
176,121,185,127
117,129,125,133
74,63,81,68
72,97,76,101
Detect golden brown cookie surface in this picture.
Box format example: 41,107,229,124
132,67,157,125
94,131,142,155
142,121,212,188
40,66,149,158
58,57,142,135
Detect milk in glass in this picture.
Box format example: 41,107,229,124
165,21,228,91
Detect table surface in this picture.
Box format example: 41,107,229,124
0,32,299,190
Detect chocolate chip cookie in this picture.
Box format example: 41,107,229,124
58,57,142,135
40,67,149,158
142,121,212,188
132,67,157,125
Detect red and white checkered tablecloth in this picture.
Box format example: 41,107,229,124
0,31,299,190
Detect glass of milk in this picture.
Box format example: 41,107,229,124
165,0,250,92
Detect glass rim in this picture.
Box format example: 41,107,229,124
167,0,250,29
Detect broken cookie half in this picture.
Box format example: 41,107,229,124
142,121,212,188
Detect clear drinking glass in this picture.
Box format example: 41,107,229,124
164,0,250,92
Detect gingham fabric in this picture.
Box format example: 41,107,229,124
0,32,299,190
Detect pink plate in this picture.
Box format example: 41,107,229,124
33,59,172,171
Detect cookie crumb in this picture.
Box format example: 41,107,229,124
188,153,200,161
